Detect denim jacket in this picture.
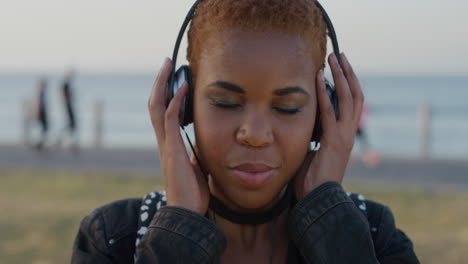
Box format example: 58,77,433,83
72,182,420,263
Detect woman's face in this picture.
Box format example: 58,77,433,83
194,30,319,211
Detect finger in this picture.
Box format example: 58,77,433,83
190,151,208,182
341,53,365,123
164,82,189,145
317,70,338,135
328,53,353,122
189,142,199,165
293,150,315,198
190,151,198,166
148,58,173,140
298,151,315,174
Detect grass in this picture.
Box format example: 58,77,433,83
0,170,162,264
346,184,468,264
1,170,467,264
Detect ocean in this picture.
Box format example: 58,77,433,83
1,73,467,159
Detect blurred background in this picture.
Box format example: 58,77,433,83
1,0,467,263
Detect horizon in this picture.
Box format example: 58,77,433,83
1,70,467,78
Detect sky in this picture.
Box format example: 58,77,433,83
0,0,467,75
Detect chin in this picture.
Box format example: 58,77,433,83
230,188,282,212
210,169,292,212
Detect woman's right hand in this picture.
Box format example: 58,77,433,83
148,58,210,216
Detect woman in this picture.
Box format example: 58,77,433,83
72,0,419,263
32,77,49,150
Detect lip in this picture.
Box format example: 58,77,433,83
233,163,274,173
231,163,277,188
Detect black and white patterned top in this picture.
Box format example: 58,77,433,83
135,190,168,249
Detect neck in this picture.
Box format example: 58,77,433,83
206,180,291,263
208,178,293,224
213,208,289,248
212,208,289,264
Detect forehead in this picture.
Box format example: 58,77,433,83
196,30,318,89
203,30,312,62
227,30,305,57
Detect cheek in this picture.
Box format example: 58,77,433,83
195,98,236,137
276,122,311,147
275,103,316,143
274,106,316,172
275,118,313,165
193,98,236,164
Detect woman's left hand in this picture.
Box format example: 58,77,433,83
294,53,364,200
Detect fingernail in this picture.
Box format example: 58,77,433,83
157,58,170,78
163,57,170,67
319,70,325,83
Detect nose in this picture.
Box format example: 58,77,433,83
236,110,274,148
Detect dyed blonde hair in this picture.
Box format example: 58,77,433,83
187,0,327,78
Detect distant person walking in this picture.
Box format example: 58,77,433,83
56,70,79,151
356,102,370,151
32,78,49,150
356,102,381,166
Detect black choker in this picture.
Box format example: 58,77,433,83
208,184,293,225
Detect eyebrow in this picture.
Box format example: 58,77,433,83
208,81,309,96
209,81,245,94
273,86,309,96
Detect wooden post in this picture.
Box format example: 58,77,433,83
418,103,432,159
93,100,104,149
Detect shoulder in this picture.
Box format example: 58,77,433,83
80,190,168,238
78,198,142,246
346,192,418,262
73,198,145,262
74,192,168,262
346,192,394,235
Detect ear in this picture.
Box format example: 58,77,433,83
310,79,339,143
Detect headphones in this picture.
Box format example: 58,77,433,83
168,0,341,144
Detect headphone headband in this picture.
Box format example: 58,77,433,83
315,1,341,65
170,0,341,80
171,0,201,70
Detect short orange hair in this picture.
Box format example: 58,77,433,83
187,0,327,77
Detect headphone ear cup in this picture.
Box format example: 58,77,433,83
311,80,339,143
182,66,194,126
168,65,194,126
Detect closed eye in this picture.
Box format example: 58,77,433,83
210,100,302,114
211,101,242,109
273,107,302,114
